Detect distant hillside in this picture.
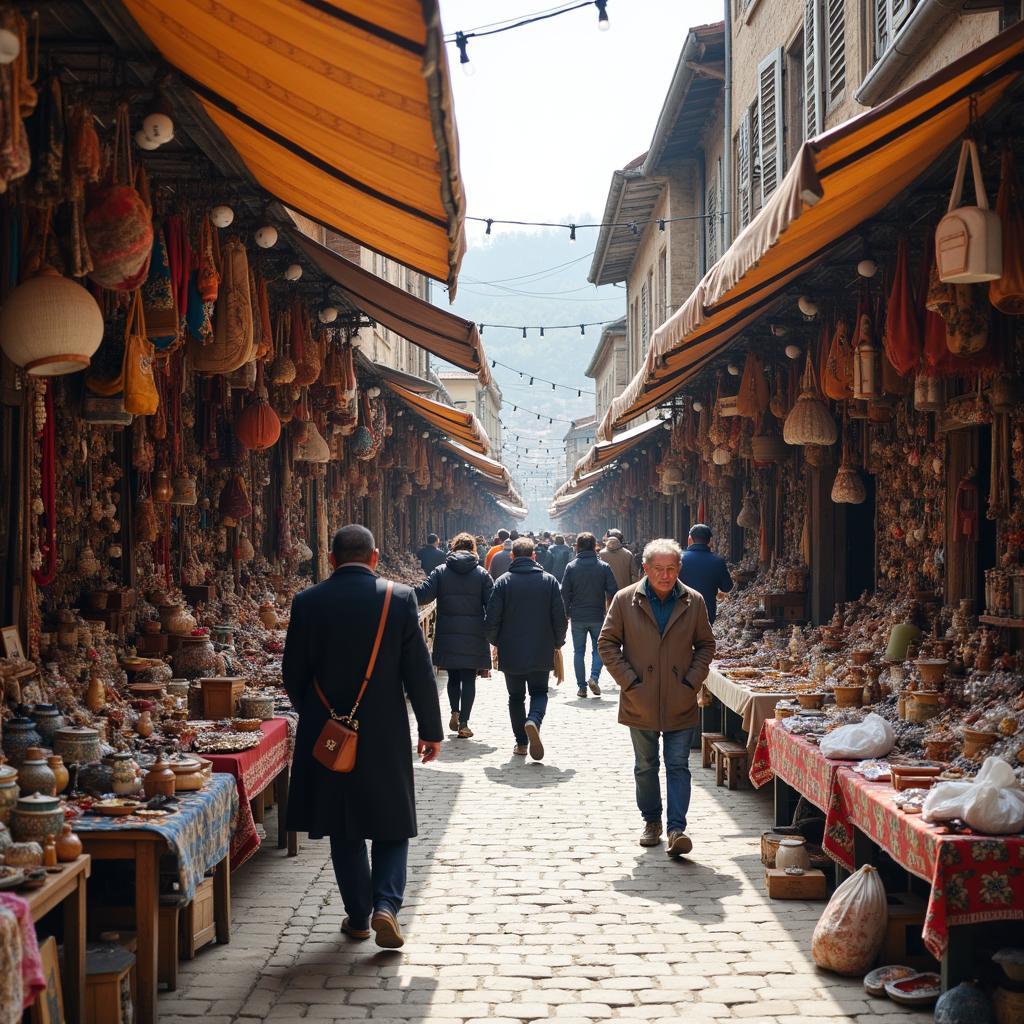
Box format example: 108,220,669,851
433,228,625,518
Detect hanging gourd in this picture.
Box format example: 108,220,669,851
0,268,104,374
736,494,760,529
86,105,153,291
783,353,837,446
990,146,1024,314
936,138,1002,284
235,389,281,451
294,421,330,463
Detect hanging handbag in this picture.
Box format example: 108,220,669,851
312,581,394,773
123,290,160,415
935,138,1002,284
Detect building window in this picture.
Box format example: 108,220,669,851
757,49,785,201
657,250,667,327
873,0,917,64
788,31,807,153
640,280,650,354
805,0,845,122
705,179,718,265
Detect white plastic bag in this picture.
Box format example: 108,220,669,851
819,713,895,759
811,864,888,975
923,757,1024,834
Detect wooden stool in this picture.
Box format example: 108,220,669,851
712,740,747,789
701,732,726,769
85,943,135,1024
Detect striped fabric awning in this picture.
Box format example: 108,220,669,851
388,383,491,455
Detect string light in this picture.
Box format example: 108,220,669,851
467,212,709,238
569,224,577,243
478,318,617,334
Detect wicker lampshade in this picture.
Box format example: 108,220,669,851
784,354,838,446
831,463,867,504
0,269,105,375
661,463,684,485
294,422,330,463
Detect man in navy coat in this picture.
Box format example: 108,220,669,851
284,525,442,949
679,524,734,625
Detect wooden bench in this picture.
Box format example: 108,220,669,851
712,740,747,789
700,732,726,769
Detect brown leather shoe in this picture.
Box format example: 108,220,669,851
667,830,693,857
513,744,528,756
457,726,473,738
371,908,404,949
340,917,370,940
524,721,544,761
449,711,460,732
639,821,663,847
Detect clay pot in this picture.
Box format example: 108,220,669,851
774,837,811,872
17,748,57,796
47,755,69,795
172,635,217,680
104,752,141,796
916,658,949,687
29,703,65,746
11,792,64,843
152,469,173,503
55,823,82,862
85,671,106,713
52,726,102,766
142,752,176,798
2,717,42,768
0,765,19,824
833,685,863,708
258,604,278,629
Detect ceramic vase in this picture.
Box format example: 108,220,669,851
0,765,19,824
2,717,42,768
142,752,176,798
17,748,57,796
85,671,106,713
29,704,65,746
10,792,64,843
47,755,69,794
54,823,82,862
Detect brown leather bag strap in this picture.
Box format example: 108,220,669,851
314,581,394,721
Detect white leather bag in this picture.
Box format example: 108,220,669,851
936,139,1002,283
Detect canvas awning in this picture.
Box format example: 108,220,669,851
599,22,1024,439
442,440,522,508
496,500,529,521
290,228,491,384
123,0,467,291
549,485,594,518
552,465,610,502
387,383,490,454
575,417,667,476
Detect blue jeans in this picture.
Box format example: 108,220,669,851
570,621,603,686
629,728,696,833
446,668,477,724
505,672,549,745
329,837,408,927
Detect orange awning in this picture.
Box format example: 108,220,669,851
123,0,466,291
442,440,523,508
290,228,491,385
575,417,668,477
600,22,1024,439
388,383,490,454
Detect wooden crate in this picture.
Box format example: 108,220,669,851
181,877,216,958
183,584,217,608
135,633,169,656
200,677,245,719
105,589,136,611
881,892,935,969
764,868,827,900
763,592,808,623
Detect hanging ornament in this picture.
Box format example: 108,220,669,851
134,129,159,152
284,264,303,281
254,225,278,249
0,27,21,64
318,305,338,324
210,205,234,228
142,88,174,144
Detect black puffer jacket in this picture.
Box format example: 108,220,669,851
485,557,568,674
415,552,494,670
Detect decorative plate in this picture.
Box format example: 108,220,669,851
884,972,941,1007
864,965,916,997
91,799,143,816
135,808,171,819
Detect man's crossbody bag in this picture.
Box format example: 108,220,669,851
312,581,394,773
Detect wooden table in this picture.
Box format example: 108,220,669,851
77,832,228,1024
24,854,90,1024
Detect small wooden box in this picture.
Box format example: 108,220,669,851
135,633,169,656
201,676,245,719
881,892,934,969
85,943,135,1024
764,867,827,900
181,876,217,957
105,588,136,610
183,584,217,608
764,592,808,623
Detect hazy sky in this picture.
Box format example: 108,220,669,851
439,0,725,241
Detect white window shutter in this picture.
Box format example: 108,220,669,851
825,0,846,107
804,0,822,139
892,0,911,32
874,0,890,62
758,49,784,201
705,181,718,265
737,110,751,229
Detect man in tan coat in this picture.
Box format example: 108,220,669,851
598,538,715,857
599,529,639,591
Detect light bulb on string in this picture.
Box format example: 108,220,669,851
569,224,577,243
456,31,474,76
485,219,493,235
580,325,585,335
522,327,527,339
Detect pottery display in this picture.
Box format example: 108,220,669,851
172,635,218,680
104,752,141,796
2,717,42,768
142,751,176,798
47,755,69,795
54,823,82,862
0,766,18,825
76,762,114,796
29,703,65,746
10,792,64,843
774,837,811,871
3,841,43,867
17,747,56,796
52,726,102,765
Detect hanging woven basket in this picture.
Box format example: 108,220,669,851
831,463,867,504
784,353,838,446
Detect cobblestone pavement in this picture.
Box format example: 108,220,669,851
161,671,928,1024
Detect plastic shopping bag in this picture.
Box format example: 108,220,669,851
811,864,888,975
923,757,1024,834
819,713,896,759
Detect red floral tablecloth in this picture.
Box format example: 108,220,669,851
205,717,290,869
829,768,1024,957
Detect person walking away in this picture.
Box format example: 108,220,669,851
414,533,493,738
485,537,567,760
546,534,573,583
283,525,442,948
484,529,510,571
560,532,617,698
679,524,734,625
535,533,550,570
598,538,715,858
599,528,640,591
488,530,518,580
416,534,445,575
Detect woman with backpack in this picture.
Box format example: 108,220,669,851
414,533,494,738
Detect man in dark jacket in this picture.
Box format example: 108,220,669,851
546,534,573,582
284,525,442,949
560,532,618,698
488,530,518,580
416,534,445,575
679,524,734,625
485,537,568,760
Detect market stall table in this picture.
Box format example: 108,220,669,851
204,716,295,866
23,854,90,1024
74,773,238,1024
704,666,793,757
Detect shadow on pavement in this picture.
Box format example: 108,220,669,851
483,763,578,788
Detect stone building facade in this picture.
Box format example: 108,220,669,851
435,369,503,456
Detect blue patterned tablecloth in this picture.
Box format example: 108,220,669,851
73,773,239,901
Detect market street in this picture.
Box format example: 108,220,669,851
159,673,925,1024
